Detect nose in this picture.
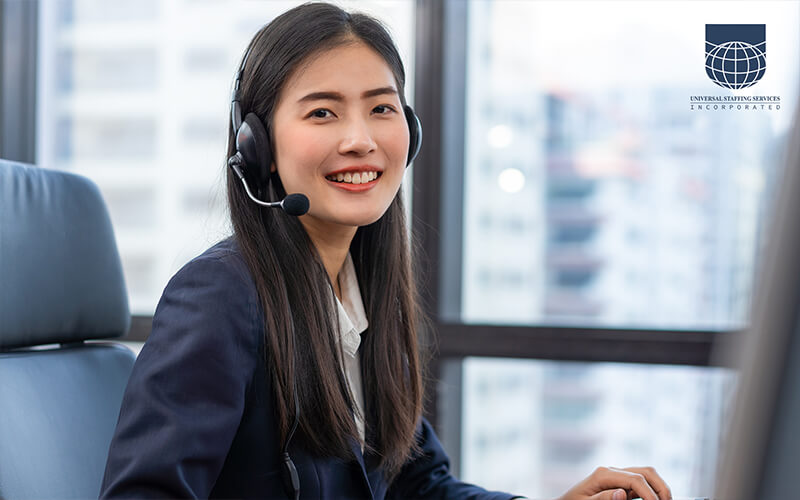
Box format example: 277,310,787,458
338,117,377,157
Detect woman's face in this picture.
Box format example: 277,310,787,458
270,41,409,231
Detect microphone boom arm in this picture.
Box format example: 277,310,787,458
228,155,309,216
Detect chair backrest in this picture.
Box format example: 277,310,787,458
0,159,135,499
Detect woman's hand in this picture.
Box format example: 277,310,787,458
555,466,672,500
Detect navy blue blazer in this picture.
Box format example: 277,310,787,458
100,238,521,499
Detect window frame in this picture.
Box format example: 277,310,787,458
0,0,38,163
410,1,739,469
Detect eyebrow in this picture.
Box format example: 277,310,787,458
297,87,398,104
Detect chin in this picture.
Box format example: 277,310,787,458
346,214,385,227
334,208,388,227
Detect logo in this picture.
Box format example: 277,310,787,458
691,24,779,111
705,24,766,90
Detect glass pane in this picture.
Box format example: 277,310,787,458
461,358,735,499
37,0,415,314
460,0,800,329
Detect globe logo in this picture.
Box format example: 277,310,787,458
705,40,766,90
705,24,767,90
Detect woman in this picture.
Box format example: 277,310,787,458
100,3,672,500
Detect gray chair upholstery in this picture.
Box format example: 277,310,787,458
0,159,135,499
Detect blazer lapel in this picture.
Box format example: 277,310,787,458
349,412,389,500
348,435,374,499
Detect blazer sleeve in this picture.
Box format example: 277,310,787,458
99,253,261,498
386,417,525,500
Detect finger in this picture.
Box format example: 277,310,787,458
587,488,627,500
619,467,672,500
593,467,659,500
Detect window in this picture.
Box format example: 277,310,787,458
460,1,798,329
413,1,799,498
461,358,734,497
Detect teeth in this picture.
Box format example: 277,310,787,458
326,171,381,184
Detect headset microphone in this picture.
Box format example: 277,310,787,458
228,155,309,216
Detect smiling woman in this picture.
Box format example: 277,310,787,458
96,3,670,500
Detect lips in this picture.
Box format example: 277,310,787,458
324,173,380,192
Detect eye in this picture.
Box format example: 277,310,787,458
308,108,334,119
373,105,396,115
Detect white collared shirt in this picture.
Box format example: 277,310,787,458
332,252,369,449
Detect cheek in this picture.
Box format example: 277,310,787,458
275,125,331,175
379,123,410,164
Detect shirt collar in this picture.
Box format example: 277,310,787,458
334,252,368,358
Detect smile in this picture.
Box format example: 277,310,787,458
325,173,381,192
324,169,383,192
324,171,382,184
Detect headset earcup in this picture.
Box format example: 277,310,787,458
237,112,273,192
404,105,422,166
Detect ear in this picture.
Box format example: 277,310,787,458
270,162,277,174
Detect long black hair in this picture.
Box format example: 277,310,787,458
225,2,429,482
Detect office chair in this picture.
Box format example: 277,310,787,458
0,159,135,499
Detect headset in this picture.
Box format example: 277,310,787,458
226,44,423,499
227,45,423,215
